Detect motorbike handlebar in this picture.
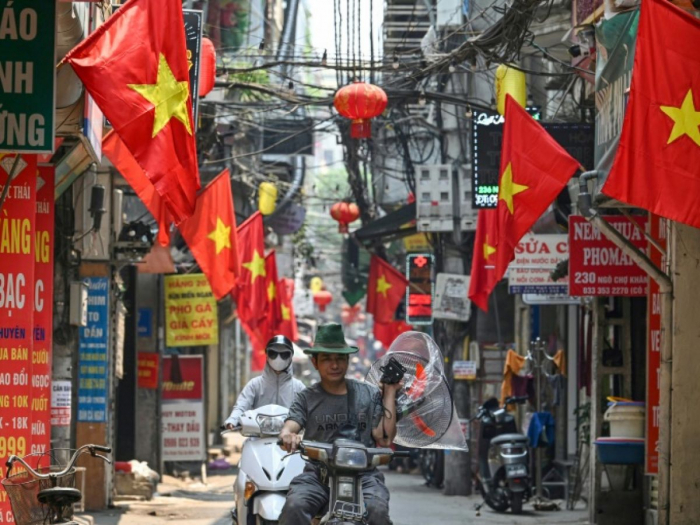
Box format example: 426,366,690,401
392,451,411,458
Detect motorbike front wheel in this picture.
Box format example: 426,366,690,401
511,492,524,515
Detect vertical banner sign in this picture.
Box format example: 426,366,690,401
646,215,666,475
50,381,71,427
137,353,159,390
161,355,206,461
0,154,37,519
568,216,649,296
77,277,110,423
31,166,54,455
406,254,433,325
164,274,218,347
0,0,56,152
183,10,203,125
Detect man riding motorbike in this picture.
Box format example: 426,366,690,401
224,335,305,430
277,323,401,525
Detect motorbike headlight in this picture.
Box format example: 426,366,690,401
257,415,285,435
501,446,526,456
334,447,367,469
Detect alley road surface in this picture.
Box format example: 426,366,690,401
79,470,588,524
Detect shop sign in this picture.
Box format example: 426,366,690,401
164,274,218,347
595,12,639,169
433,273,471,322
162,355,204,401
0,0,56,152
508,234,568,295
32,165,54,453
453,361,477,380
137,307,153,338
161,355,205,461
0,153,37,517
137,352,159,390
51,381,71,427
77,277,110,423
406,254,433,325
403,232,431,252
646,215,666,475
568,216,648,297
522,293,579,306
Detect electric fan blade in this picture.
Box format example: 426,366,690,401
406,362,426,400
411,413,436,438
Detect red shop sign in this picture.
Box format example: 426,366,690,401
646,214,666,475
568,215,648,297
162,355,203,401
138,353,160,390
0,153,37,513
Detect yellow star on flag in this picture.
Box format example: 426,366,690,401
242,250,266,283
499,163,529,215
207,217,231,255
483,235,497,260
660,89,700,147
129,54,193,138
282,304,291,321
267,280,277,302
376,274,392,297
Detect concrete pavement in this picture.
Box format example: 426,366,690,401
77,470,589,524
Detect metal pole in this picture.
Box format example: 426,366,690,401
235,319,242,396
534,338,543,500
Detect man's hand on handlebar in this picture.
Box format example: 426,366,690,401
278,428,302,453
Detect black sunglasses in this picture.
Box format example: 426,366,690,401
268,349,292,360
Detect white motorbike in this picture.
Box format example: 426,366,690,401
222,405,305,525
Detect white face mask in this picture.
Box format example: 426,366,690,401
267,347,292,371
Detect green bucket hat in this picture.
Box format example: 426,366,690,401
305,323,359,355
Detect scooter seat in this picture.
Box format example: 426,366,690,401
490,433,528,446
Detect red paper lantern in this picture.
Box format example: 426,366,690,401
313,290,333,312
341,304,362,325
330,202,360,233
334,81,388,139
199,38,216,98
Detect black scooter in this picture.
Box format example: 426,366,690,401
472,396,531,514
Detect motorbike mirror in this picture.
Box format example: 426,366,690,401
483,397,500,411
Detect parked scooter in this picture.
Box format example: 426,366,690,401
292,439,408,525
222,404,305,525
471,396,530,515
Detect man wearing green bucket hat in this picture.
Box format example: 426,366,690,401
278,323,401,525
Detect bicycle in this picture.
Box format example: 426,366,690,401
2,444,112,525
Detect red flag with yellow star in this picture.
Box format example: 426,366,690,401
102,130,172,247
374,320,413,349
493,95,580,281
278,278,299,341
366,255,408,324
468,209,500,312
235,212,267,325
602,0,700,228
64,0,200,223
178,170,239,300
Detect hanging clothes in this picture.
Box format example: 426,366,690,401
500,349,527,407
527,411,556,448
553,349,567,377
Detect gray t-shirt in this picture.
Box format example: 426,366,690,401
287,379,384,447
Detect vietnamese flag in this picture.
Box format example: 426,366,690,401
103,131,172,246
366,256,408,324
265,252,282,333
492,96,580,280
468,209,500,312
374,320,412,349
64,0,200,223
602,0,700,228
178,170,240,300
278,278,299,341
235,212,267,326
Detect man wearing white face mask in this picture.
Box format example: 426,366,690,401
224,335,305,430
